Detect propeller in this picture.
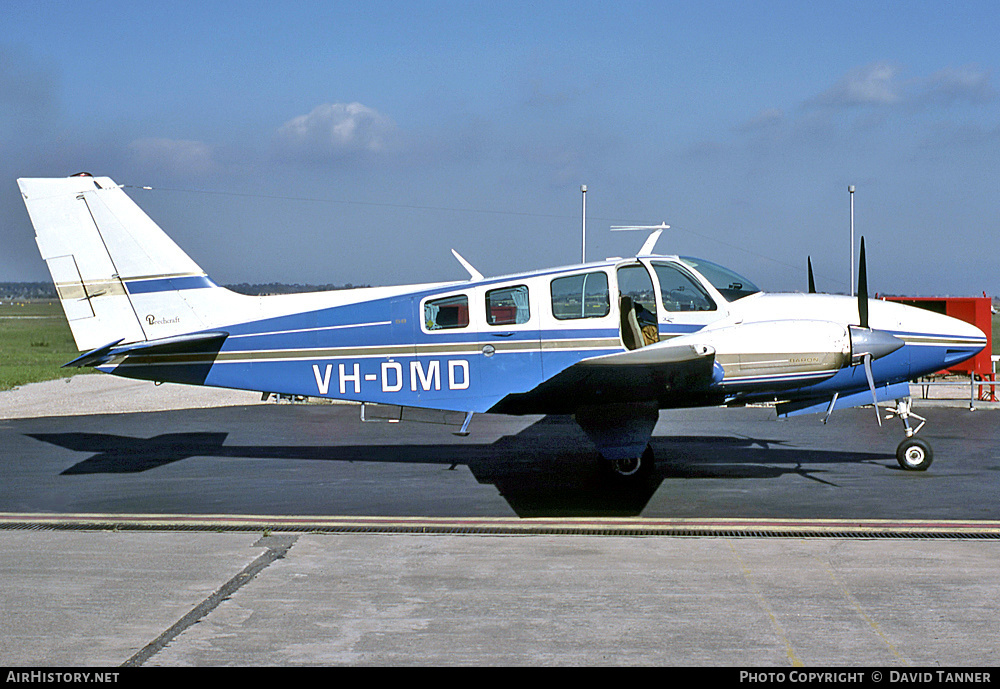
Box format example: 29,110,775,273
848,236,900,425
807,239,903,426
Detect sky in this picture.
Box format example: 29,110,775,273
2,1,998,297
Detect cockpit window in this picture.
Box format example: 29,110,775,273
651,263,716,312
679,257,761,302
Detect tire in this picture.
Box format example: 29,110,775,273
896,437,933,471
606,444,655,479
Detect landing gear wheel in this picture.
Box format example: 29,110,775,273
605,444,655,480
896,437,933,471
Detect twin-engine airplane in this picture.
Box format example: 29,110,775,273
18,174,987,478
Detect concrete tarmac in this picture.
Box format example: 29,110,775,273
2,376,999,667
1,529,998,667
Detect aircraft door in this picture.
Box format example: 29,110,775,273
383,296,416,403
477,283,543,400
616,263,659,351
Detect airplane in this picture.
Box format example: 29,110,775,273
17,173,987,479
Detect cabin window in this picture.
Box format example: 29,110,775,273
652,262,716,312
424,294,469,330
551,271,610,320
486,285,530,325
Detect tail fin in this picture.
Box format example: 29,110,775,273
18,174,246,351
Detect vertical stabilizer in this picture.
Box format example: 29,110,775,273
18,174,247,351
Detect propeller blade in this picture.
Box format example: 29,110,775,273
857,236,869,328
807,256,816,294
862,352,882,427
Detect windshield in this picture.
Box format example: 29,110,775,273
679,257,760,302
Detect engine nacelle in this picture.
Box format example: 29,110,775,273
683,320,851,387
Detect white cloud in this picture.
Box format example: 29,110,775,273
129,138,218,175
807,62,902,108
920,65,993,106
805,62,993,112
273,102,397,161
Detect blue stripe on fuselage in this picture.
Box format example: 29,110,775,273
125,275,216,294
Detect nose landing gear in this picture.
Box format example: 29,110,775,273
886,397,932,471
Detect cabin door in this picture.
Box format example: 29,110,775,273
477,283,543,401
616,263,659,351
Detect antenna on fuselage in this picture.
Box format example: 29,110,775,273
450,249,483,281
610,222,670,256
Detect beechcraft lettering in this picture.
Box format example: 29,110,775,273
312,360,471,395
18,174,987,481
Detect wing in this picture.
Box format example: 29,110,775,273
489,340,723,415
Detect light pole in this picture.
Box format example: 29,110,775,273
849,185,855,297
581,185,587,263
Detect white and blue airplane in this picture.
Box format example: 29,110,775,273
17,174,987,478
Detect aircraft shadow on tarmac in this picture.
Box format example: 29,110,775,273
27,416,893,517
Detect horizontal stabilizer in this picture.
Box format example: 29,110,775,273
63,331,229,369
776,381,910,418
62,339,125,368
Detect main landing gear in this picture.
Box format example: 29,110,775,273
885,397,932,471
604,444,655,480
574,402,660,482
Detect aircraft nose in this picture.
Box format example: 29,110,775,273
947,315,989,356
900,307,988,376
963,317,987,343
938,311,988,347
